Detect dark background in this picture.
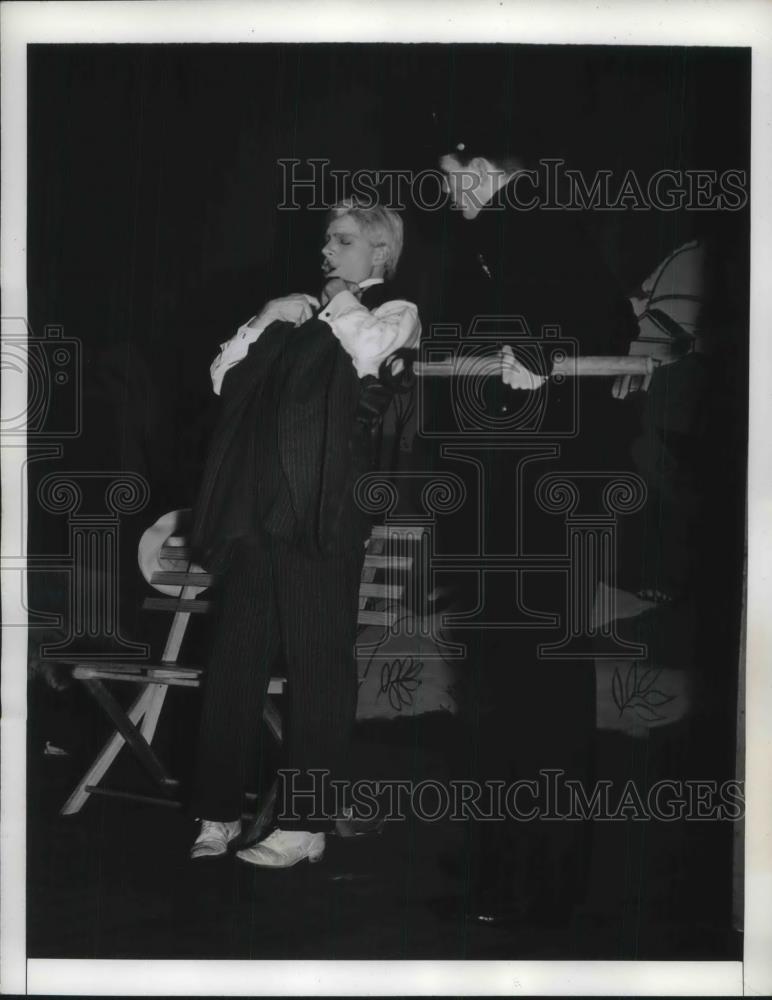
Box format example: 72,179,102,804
28,43,750,512
25,44,750,960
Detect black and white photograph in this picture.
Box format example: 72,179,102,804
2,2,771,995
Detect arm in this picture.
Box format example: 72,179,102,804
613,240,706,399
209,293,320,395
319,290,421,379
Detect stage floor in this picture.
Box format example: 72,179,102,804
27,702,741,961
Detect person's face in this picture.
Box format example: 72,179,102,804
321,215,385,283
439,153,487,220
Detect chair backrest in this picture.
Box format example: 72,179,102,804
139,520,429,657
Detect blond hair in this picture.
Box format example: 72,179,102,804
327,200,404,280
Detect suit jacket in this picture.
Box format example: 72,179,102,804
191,284,406,571
427,180,641,564
445,177,640,464
448,178,637,352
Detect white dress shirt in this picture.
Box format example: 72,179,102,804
209,277,421,395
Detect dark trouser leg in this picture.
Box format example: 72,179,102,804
189,537,280,821
272,539,364,832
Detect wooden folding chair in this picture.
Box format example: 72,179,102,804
61,523,423,824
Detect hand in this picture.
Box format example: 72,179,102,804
499,345,547,391
611,372,652,399
320,277,362,308
611,339,663,399
256,293,320,328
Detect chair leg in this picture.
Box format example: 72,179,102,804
139,683,169,743
263,695,283,744
81,678,176,790
60,683,157,815
359,534,385,611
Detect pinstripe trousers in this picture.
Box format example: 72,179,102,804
189,531,364,829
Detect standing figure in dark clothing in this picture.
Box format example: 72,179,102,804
188,201,420,867
432,122,639,924
612,237,712,605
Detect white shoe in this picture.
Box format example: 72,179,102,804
190,819,242,859
236,829,325,868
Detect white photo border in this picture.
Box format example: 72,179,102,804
2,1,770,995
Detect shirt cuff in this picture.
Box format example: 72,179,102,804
210,316,263,394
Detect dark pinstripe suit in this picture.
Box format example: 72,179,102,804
189,531,363,827
189,289,394,827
